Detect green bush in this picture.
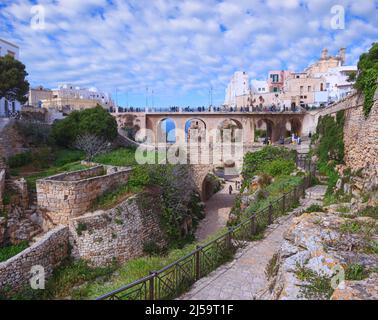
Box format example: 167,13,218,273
242,146,296,184
259,159,296,177
143,241,165,256
0,241,29,262
305,204,324,213
354,43,378,117
15,121,52,146
7,152,32,168
52,106,118,147
127,165,151,188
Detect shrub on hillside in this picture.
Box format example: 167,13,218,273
15,121,53,146
259,159,296,177
353,43,378,117
242,146,296,184
7,152,32,168
52,106,117,147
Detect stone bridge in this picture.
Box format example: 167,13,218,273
114,111,313,144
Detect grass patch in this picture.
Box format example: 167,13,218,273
305,204,324,213
3,259,117,300
358,205,378,220
340,220,377,235
25,162,88,192
336,206,350,214
265,253,279,280
345,264,369,281
93,148,138,167
295,264,334,300
0,241,29,262
90,183,139,211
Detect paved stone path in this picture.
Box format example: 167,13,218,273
0,118,9,131
181,186,327,300
195,179,238,241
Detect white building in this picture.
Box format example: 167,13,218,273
54,84,114,106
39,84,115,112
323,66,357,102
251,80,269,94
224,71,250,106
0,39,22,117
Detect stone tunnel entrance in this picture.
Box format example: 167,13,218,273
201,174,216,201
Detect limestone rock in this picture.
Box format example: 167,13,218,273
331,274,378,300
267,210,378,300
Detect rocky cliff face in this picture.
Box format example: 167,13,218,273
265,203,378,300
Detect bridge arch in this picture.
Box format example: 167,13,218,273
185,118,207,143
256,118,274,141
217,118,243,143
285,118,302,137
157,118,177,143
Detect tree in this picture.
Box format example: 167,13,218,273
74,133,110,161
0,55,29,104
354,43,378,117
52,105,118,147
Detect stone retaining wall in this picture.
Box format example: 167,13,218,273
343,92,378,190
0,226,69,294
0,169,5,210
36,166,132,227
69,193,166,266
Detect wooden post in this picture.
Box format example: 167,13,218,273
226,228,233,250
250,215,257,235
149,272,155,300
268,203,273,224
195,246,201,281
282,194,286,214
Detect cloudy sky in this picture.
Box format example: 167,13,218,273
0,0,377,107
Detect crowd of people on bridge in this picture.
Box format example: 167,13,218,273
110,104,301,114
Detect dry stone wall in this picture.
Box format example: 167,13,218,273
343,96,378,190
69,193,166,266
37,165,132,227
0,226,69,294
0,169,5,210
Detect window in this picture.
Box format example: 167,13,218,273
300,86,304,92
273,87,279,92
308,86,311,92
271,74,279,83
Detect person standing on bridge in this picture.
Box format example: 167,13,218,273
229,185,233,195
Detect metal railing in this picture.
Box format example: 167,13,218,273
97,158,315,300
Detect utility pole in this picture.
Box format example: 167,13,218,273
209,86,213,107
115,87,118,112
146,86,148,109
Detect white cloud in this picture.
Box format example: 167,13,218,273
0,0,377,106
